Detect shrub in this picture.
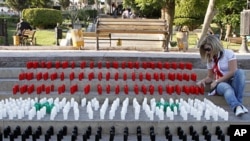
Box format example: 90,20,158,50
22,8,63,29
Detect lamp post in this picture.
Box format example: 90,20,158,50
239,1,250,53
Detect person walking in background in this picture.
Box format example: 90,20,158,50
196,35,248,117
16,18,32,36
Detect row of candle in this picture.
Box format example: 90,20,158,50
0,97,228,121
18,71,197,82
13,83,204,95
26,61,193,70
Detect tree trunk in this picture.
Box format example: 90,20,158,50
162,1,175,52
224,24,231,41
198,0,216,45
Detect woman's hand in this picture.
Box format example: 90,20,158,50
210,80,218,89
196,79,206,87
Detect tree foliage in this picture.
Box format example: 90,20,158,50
214,0,246,29
174,0,208,30
29,0,53,8
123,0,165,18
58,0,70,10
6,0,30,12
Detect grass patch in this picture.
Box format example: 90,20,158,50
35,29,57,46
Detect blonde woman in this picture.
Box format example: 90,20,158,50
196,35,248,116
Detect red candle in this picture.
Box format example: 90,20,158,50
123,72,127,81
175,85,181,95
146,72,151,81
60,72,64,81
69,72,75,81
121,61,126,69
55,61,60,69
98,72,102,81
171,62,177,69
106,72,110,81
154,73,159,81
149,85,154,95
46,86,51,94
46,61,52,69
150,62,155,69
70,61,75,69
157,62,163,69
160,72,166,81
191,73,197,81
141,85,147,95
43,72,49,80
106,61,110,69
134,62,140,69
179,62,185,70
106,84,110,94
115,85,120,94
97,61,102,69
89,61,94,69
142,62,147,69
131,72,136,81
37,86,42,95
114,72,119,81
78,72,84,81
158,85,163,95
128,61,133,69
124,84,129,94
33,61,39,69
112,61,118,69
185,62,193,70
139,72,144,81
164,62,170,69
80,61,86,69
177,73,182,81
134,84,139,95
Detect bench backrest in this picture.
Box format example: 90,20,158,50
96,18,168,34
22,30,36,39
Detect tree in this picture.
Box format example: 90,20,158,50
213,0,246,40
174,0,208,31
6,0,30,16
58,0,70,10
29,0,53,8
198,0,221,44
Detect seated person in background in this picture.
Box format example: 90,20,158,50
16,18,32,36
122,9,130,19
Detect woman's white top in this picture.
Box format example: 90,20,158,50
207,49,236,76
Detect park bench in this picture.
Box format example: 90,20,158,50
21,30,36,46
227,37,242,48
95,18,169,50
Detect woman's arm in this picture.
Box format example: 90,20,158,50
210,59,237,88
196,69,214,87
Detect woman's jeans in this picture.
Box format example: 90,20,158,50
216,69,246,111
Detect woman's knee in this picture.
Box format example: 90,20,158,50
216,82,233,94
234,69,245,80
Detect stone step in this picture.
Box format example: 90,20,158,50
0,134,232,141
0,50,249,140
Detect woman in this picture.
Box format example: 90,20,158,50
196,35,248,116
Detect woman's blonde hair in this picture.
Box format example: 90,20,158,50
198,35,224,63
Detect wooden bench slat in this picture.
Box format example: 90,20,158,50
97,29,168,34
98,22,167,26
98,18,166,22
